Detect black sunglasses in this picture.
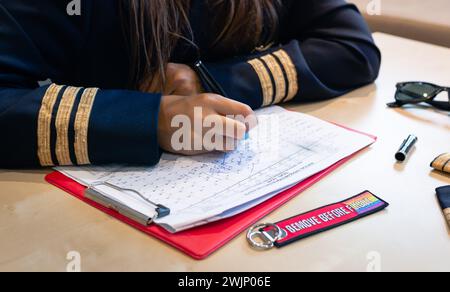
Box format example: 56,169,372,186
387,82,450,111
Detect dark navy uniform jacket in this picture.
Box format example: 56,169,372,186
0,0,381,168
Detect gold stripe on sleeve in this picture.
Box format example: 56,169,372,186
273,50,299,102
37,84,64,167
248,58,274,107
74,88,98,165
445,162,450,174
431,153,450,173
55,86,82,166
444,209,450,226
260,54,287,105
444,208,450,217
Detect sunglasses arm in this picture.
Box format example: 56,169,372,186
427,100,450,111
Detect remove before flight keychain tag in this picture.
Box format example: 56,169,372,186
247,191,389,250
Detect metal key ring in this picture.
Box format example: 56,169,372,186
246,223,283,251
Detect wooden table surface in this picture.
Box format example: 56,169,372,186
1,33,449,272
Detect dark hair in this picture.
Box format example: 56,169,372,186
121,0,281,89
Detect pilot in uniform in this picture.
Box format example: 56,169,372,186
0,0,381,168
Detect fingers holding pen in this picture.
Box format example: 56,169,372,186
158,93,257,155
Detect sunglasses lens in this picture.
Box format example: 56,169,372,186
397,83,439,101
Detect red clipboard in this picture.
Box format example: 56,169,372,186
46,128,375,260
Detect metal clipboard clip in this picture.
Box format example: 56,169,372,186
84,182,170,226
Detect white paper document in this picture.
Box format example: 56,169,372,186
57,106,375,233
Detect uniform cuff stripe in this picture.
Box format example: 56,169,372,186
37,84,65,167
74,88,98,165
248,49,299,107
431,153,450,173
55,86,82,166
248,58,274,107
444,209,450,225
273,50,299,102
261,54,287,105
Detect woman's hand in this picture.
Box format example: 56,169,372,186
158,94,257,155
141,63,203,96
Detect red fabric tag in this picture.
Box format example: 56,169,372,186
271,191,388,247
